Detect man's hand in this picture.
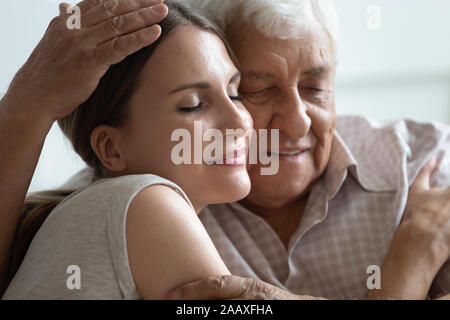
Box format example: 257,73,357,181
403,157,450,262
5,0,167,122
367,157,450,299
166,275,324,300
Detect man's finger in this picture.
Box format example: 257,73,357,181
86,3,167,45
166,275,248,300
74,0,102,14
410,157,439,193
59,2,72,16
94,24,161,66
81,0,164,28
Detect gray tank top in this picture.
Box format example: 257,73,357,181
3,174,193,300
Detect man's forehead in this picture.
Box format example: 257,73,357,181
241,50,332,81
229,18,334,74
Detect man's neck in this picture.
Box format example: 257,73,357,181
239,196,309,250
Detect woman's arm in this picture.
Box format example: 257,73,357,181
126,185,230,299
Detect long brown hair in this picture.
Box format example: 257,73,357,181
7,0,237,287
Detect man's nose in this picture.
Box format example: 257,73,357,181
272,88,311,140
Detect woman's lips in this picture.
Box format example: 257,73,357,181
213,147,247,166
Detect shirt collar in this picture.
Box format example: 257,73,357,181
321,130,358,200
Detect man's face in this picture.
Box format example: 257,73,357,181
227,21,337,208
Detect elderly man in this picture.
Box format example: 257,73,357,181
0,0,449,300
164,0,450,300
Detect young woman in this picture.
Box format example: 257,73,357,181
3,1,251,299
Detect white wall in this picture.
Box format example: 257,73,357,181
334,0,450,123
0,1,88,192
0,0,449,192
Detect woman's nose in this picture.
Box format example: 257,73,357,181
219,96,253,132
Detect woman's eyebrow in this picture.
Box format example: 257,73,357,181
169,72,241,94
169,82,210,94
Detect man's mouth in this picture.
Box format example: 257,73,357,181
278,150,306,156
264,149,310,157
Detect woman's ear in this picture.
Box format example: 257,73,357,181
90,125,127,173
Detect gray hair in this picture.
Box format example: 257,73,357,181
186,0,339,44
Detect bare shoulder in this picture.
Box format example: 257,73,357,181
125,184,229,299
128,184,194,220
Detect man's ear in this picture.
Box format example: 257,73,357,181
90,125,127,173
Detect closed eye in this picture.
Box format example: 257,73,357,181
178,102,204,113
241,87,278,105
178,95,243,114
230,95,243,102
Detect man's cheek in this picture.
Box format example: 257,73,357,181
245,108,272,130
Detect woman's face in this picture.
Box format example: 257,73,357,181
115,26,253,212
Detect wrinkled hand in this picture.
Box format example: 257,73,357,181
166,275,324,300
5,0,167,122
403,157,450,262
367,157,450,299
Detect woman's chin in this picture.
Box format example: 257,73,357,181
207,173,252,205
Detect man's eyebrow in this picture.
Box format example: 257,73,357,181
243,67,330,79
303,66,330,76
242,71,276,81
169,82,211,94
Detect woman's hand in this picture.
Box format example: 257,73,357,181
367,157,450,299
4,0,168,123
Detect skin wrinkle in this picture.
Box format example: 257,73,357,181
265,52,289,79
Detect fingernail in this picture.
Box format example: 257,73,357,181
148,25,160,35
152,3,167,15
428,156,438,169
